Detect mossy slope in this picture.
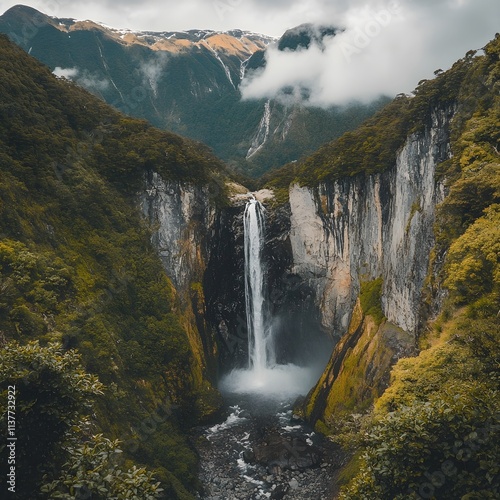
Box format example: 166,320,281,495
0,34,226,498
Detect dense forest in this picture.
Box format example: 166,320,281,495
0,34,228,499
0,17,499,499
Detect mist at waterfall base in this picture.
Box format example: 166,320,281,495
219,198,329,404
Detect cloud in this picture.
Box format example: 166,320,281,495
52,66,109,92
240,0,500,107
138,52,169,97
77,70,110,92
53,66,78,79
5,0,500,107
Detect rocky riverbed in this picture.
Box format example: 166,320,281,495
194,399,347,500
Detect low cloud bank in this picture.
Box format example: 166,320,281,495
240,0,499,107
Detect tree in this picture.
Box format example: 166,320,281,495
42,434,163,499
0,341,162,499
0,341,103,497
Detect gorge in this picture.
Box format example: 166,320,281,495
0,14,499,500
136,102,449,496
136,35,500,495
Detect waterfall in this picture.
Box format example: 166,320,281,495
219,194,320,399
243,198,274,372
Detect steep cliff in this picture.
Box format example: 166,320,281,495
288,106,453,337
140,172,221,383
303,300,414,427
203,191,333,372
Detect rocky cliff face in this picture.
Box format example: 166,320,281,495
202,195,333,372
288,107,456,427
140,171,220,383
138,107,454,391
204,203,248,370
288,107,454,338
140,171,216,291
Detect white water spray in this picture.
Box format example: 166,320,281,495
220,195,318,399
243,197,275,372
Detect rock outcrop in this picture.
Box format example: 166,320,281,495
303,301,415,427
140,171,221,408
140,171,216,292
288,107,453,337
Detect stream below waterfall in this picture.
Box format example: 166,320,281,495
194,394,346,500
194,197,344,499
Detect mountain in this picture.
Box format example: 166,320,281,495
0,32,230,499
0,4,387,177
1,3,498,497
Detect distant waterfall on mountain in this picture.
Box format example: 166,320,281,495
243,197,275,372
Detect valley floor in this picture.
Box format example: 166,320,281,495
194,400,346,500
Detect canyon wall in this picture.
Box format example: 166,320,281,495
139,107,455,415
288,107,453,338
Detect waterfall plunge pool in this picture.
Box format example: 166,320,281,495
219,364,320,400
194,196,342,499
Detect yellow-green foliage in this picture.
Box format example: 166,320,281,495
0,34,227,498
341,316,500,499
337,451,364,488
324,317,382,416
305,300,412,433
304,303,364,423
405,199,422,234
444,204,500,304
359,277,385,325
327,320,410,420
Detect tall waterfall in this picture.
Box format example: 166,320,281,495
219,194,320,399
243,198,275,372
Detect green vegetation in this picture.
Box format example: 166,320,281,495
359,277,385,326
0,341,104,497
43,434,164,499
405,199,422,234
340,316,500,499
303,300,413,437
0,34,226,498
334,34,500,498
444,205,499,305
0,342,164,499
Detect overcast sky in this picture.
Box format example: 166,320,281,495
1,1,499,105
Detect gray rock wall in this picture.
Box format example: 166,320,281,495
288,107,453,336
139,171,216,292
